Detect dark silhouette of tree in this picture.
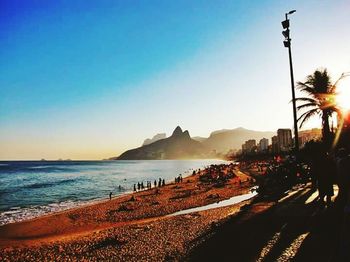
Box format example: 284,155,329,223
295,69,347,146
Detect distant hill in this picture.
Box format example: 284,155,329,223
202,127,275,153
111,126,276,160
142,133,166,146
116,126,209,160
192,136,207,143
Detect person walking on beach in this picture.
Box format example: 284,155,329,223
154,180,157,188
133,184,136,192
162,179,165,186
109,191,112,200
158,178,161,187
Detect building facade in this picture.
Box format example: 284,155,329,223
242,139,256,154
258,138,269,152
277,129,292,152
271,135,279,153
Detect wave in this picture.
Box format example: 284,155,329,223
23,178,76,189
0,199,100,226
0,165,77,174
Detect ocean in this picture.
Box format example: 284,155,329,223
0,159,228,225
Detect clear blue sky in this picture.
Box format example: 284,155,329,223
1,0,349,160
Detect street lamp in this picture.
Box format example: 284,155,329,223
281,10,299,152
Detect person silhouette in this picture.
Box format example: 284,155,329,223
109,191,112,200
336,148,350,208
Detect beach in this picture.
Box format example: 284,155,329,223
0,164,255,261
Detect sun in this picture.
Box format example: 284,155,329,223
336,77,350,112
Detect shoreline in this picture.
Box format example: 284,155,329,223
0,164,256,261
0,165,252,247
0,159,229,226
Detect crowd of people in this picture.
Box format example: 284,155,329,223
244,142,350,210
175,174,183,183
199,163,237,186
108,178,167,199
133,178,166,192
302,143,350,209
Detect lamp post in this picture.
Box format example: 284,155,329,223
282,10,299,152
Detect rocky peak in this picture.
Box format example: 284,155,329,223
172,126,183,137
183,130,191,139
142,133,167,146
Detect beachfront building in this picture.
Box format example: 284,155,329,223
271,135,279,153
277,129,292,152
241,139,256,154
298,128,322,148
258,138,269,152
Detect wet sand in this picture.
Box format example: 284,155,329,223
0,164,255,261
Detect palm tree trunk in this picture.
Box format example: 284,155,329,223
322,111,331,146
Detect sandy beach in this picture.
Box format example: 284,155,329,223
0,164,255,261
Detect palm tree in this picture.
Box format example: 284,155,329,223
295,69,337,145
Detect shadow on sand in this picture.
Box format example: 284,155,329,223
187,185,344,262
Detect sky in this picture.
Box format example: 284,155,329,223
0,0,349,160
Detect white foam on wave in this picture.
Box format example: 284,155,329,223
0,199,102,226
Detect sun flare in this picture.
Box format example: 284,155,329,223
336,77,350,111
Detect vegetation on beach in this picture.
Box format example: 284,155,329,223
296,68,349,147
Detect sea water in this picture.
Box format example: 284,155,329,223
0,159,228,225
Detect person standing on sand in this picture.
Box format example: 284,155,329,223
313,150,335,207
109,191,112,200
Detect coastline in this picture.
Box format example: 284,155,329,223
0,164,255,260
0,159,229,226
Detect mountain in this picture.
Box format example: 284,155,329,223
117,126,209,160
192,136,207,143
112,126,276,160
142,133,166,146
202,127,275,153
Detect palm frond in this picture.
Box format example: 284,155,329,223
297,108,319,128
297,102,317,111
333,72,350,87
296,82,316,95
294,97,317,103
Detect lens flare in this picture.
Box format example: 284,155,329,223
336,77,350,111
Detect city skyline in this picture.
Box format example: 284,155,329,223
1,0,350,160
